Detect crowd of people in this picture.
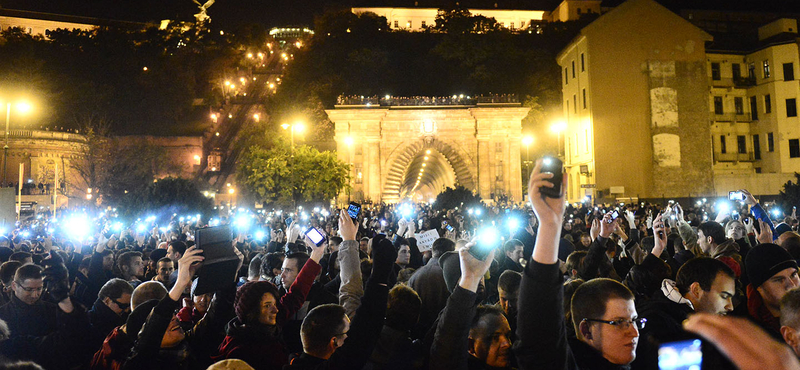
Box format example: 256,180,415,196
1,163,800,369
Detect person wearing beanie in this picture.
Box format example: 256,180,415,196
746,243,800,339
214,234,326,370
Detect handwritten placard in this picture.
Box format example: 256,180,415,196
414,229,440,252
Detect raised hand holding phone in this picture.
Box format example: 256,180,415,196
459,239,495,292
528,157,567,264
651,213,667,258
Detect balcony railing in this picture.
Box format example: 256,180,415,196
710,112,754,122
335,94,519,107
734,76,757,87
714,152,755,162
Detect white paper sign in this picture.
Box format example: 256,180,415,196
414,229,440,252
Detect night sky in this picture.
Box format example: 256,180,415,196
2,0,800,30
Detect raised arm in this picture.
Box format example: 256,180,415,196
337,209,364,318
515,159,576,370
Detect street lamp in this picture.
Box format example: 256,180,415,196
550,120,567,159
281,122,305,156
2,101,32,185
522,135,534,179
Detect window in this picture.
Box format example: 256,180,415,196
785,63,795,81
765,94,772,113
754,134,761,160
732,63,741,79
572,61,576,78
355,165,363,184
573,95,577,113
581,53,585,71
565,68,569,85
510,22,515,29
495,164,503,182
714,96,723,114
407,20,412,28
737,135,747,154
582,89,587,109
495,142,503,152
768,132,775,152
751,96,759,120
734,97,744,114
787,98,797,117
748,63,756,78
763,60,771,78
720,135,727,153
421,20,426,27
791,139,800,158
711,62,721,80
393,20,399,28
755,167,762,173
584,130,589,153
566,100,570,116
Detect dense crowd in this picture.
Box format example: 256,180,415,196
1,162,800,369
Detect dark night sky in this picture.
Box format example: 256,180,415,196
2,0,800,29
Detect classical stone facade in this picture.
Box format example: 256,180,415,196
328,103,529,204
3,130,85,195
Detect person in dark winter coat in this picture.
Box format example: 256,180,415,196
215,236,326,370
283,237,395,370
88,279,133,353
515,161,643,370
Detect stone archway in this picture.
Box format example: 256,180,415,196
327,103,529,203
381,138,476,202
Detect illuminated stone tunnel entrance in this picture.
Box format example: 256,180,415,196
328,100,529,203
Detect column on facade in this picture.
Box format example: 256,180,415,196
507,139,523,201
366,139,382,202
476,136,492,200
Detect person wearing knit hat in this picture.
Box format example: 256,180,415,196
214,234,326,370
746,243,800,337
207,358,255,370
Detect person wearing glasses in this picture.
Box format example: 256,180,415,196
88,278,134,353
515,160,644,370
0,263,88,369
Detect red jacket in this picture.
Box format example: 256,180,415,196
90,326,133,370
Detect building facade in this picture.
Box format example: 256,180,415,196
557,0,715,203
557,0,800,202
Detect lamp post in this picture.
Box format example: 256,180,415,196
550,120,567,159
281,122,305,157
2,101,31,185
344,136,354,202
522,135,534,180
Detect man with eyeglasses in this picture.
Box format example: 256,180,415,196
0,263,88,368
515,160,643,370
88,278,134,352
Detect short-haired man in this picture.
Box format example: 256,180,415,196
0,264,87,368
516,160,643,369
88,278,133,350
746,243,800,338
430,243,513,369
285,236,395,370
408,237,456,339
633,257,735,369
779,289,800,356
697,221,742,277
116,251,144,288
499,239,524,273
281,251,337,354
153,257,174,288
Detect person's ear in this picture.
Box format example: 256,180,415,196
781,326,797,348
467,335,478,357
328,336,339,351
579,320,593,341
689,282,704,300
